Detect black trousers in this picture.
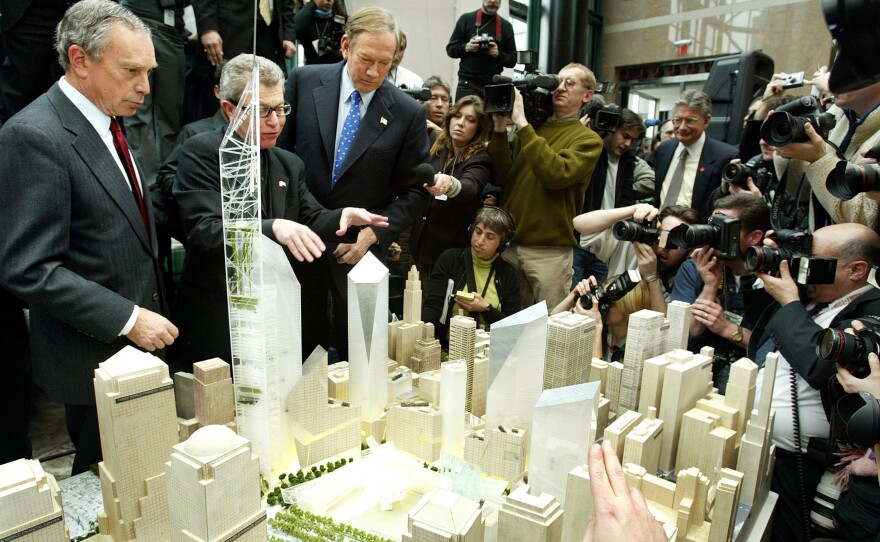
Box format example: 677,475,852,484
771,448,826,542
65,403,102,476
0,290,32,464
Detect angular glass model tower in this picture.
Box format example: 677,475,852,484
220,66,301,476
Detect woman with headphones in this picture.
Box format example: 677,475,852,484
422,206,520,344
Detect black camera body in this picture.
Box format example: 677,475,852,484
760,95,836,147
589,104,622,134
612,219,660,245
578,270,641,315
317,27,344,54
722,160,776,192
818,315,880,372
825,143,880,201
473,33,496,52
667,214,741,260
744,229,837,285
483,55,558,128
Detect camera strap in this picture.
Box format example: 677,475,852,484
475,10,502,38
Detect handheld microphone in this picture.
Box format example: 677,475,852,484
415,162,436,187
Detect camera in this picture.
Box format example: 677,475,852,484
578,270,641,315
585,103,621,134
825,144,880,200
817,316,880,371
317,28,344,54
780,71,805,89
612,220,660,245
722,160,776,191
760,95,836,147
484,51,558,128
743,229,837,285
473,33,495,52
667,214,742,260
399,87,433,101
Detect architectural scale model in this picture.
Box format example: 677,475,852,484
619,310,666,412
736,352,778,507
410,323,442,374
449,315,478,413
386,402,444,463
497,485,563,542
560,465,591,542
418,369,442,406
388,266,425,367
723,357,758,436
93,346,178,541
166,425,266,541
193,358,235,428
676,407,737,484
470,354,489,418
543,312,595,390
440,360,468,458
401,488,484,542
348,251,391,443
0,458,69,541
288,348,362,469
220,68,301,477
327,361,350,401
621,407,664,475
464,423,528,482
529,382,600,509
474,329,491,357
664,301,692,352
603,409,643,461
388,366,416,403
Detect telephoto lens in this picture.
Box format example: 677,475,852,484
612,220,660,244
826,159,880,200
817,317,880,369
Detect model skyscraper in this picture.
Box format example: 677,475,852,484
449,315,477,413
401,489,484,542
497,485,563,542
94,346,178,540
0,459,69,541
166,425,266,541
619,309,666,412
544,312,595,390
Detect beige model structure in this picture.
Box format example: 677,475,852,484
389,266,425,367
0,458,69,541
464,424,528,482
543,312,595,390
441,360,468,458
736,352,779,507
388,366,415,403
723,357,758,436
637,351,676,416
589,358,608,394
193,358,235,428
474,329,491,357
708,469,743,542
676,408,737,484
449,315,477,412
497,485,563,542
665,301,692,352
386,403,444,463
619,309,666,412
400,488,484,542
94,346,178,541
327,361,350,401
288,348,361,469
605,361,624,417
603,409,643,461
165,425,266,541
418,369,442,406
410,323,441,374
560,465,591,542
470,354,489,418
622,407,664,475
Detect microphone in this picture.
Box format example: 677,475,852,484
415,162,436,187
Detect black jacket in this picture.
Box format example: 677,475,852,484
422,247,520,343
583,148,636,212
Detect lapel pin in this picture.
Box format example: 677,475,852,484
279,181,287,187
380,117,388,125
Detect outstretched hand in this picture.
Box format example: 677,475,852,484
337,208,389,236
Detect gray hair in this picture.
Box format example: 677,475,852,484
674,89,712,119
55,0,150,72
345,6,398,50
423,75,451,95
219,54,285,102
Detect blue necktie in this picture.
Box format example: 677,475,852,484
332,90,362,188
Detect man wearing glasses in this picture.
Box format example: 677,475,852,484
652,89,738,219
171,54,387,367
487,62,603,309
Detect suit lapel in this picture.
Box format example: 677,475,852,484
49,86,152,253
314,65,343,172
335,82,394,183
265,149,289,219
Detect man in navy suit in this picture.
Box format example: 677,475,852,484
279,6,430,361
652,90,738,219
0,0,178,474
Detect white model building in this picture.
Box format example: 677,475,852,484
737,352,779,507
94,346,178,541
560,465,591,542
220,71,301,477
449,315,477,413
724,357,758,436
603,409,643,461
327,361,350,401
464,423,528,482
543,312,595,390
619,309,666,412
166,425,266,541
410,323,442,374
664,301,692,352
386,403,444,463
529,382,599,508
621,407,664,475
401,488,484,542
441,360,468,458
0,459,69,541
470,354,489,418
497,485,563,542
193,358,235,428
656,348,713,471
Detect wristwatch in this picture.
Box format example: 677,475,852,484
732,325,743,343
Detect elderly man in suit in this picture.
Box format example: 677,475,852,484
172,53,387,366
652,90,738,219
279,6,430,361
0,0,178,474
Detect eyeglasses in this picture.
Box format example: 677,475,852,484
257,103,292,118
428,95,450,103
562,78,585,89
671,116,701,127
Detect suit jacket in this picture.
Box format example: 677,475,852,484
191,0,295,66
0,83,165,405
583,149,637,212
652,136,738,219
172,127,344,361
278,62,431,247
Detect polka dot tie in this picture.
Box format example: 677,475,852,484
332,90,362,188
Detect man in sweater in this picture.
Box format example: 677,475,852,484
487,62,602,308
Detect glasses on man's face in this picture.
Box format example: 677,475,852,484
562,78,585,90
428,95,450,104
671,116,701,127
258,103,292,118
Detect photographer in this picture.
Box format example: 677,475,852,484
294,0,346,65
747,223,880,542
445,0,516,101
574,203,700,313
670,193,769,392
487,62,602,310
774,78,880,231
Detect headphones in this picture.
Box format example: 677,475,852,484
467,206,517,253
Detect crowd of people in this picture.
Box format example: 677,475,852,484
2,1,880,541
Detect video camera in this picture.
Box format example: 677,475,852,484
585,102,622,134
722,160,776,192
667,214,742,260
578,270,641,315
472,33,496,53
483,51,557,128
826,143,880,200
743,229,837,285
760,95,836,147
399,86,433,101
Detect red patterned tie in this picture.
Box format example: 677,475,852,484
109,118,149,237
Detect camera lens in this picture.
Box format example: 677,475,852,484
761,112,808,147
826,161,880,200
668,223,717,250
744,247,786,273
612,220,659,244
722,163,753,187
818,328,847,362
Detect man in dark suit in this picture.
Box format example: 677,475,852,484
172,54,387,366
279,6,430,361
0,0,178,474
652,89,738,219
